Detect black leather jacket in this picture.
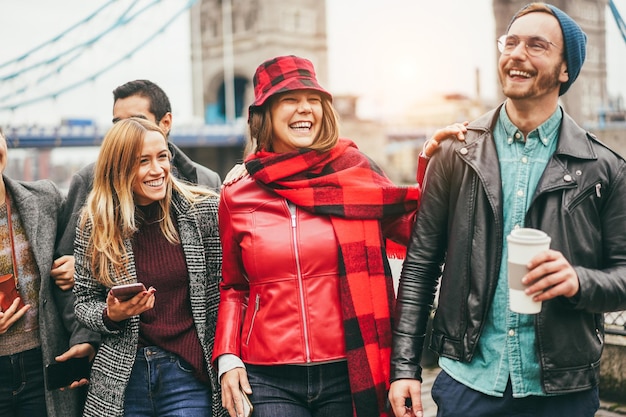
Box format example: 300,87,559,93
391,105,626,394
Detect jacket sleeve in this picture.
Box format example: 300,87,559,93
391,144,450,383
53,168,102,346
56,168,91,257
194,163,222,192
572,158,626,312
73,217,123,335
416,152,430,185
212,187,248,363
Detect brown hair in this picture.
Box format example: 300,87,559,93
247,92,340,155
512,2,553,20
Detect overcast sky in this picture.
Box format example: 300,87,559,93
1,0,625,125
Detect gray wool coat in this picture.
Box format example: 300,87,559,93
4,176,86,417
73,190,227,417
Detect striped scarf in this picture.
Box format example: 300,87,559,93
246,139,419,416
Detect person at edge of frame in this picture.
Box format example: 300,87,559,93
389,3,626,417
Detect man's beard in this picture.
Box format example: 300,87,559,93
499,63,562,100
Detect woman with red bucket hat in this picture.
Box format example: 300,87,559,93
212,55,465,417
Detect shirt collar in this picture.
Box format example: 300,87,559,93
498,105,563,147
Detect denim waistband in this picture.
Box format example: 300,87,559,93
0,346,42,361
136,346,176,360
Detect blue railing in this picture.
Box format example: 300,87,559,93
3,123,246,148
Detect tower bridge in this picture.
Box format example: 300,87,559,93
2,0,625,179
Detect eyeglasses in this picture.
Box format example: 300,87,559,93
497,35,559,57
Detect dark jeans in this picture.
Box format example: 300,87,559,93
432,369,599,417
246,361,352,417
123,346,212,417
0,347,48,417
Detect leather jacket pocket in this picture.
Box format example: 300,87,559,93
244,293,260,346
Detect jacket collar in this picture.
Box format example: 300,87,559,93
459,103,594,206
468,103,596,161
168,142,198,183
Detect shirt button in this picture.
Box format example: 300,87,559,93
460,148,468,155
514,132,522,140
564,174,573,182
508,329,515,337
508,138,513,144
521,157,528,164
517,190,524,197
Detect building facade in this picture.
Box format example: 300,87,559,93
190,0,328,124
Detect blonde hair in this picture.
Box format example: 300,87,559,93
247,93,339,155
81,117,216,286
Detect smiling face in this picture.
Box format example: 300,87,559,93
132,130,170,206
498,11,568,103
269,90,323,153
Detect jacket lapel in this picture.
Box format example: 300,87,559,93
172,194,208,342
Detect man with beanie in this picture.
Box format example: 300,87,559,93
389,3,626,417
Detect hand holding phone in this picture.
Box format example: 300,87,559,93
240,387,253,417
45,356,90,390
110,283,146,301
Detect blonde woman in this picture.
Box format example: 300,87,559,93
73,118,226,417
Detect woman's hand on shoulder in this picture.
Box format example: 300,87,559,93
222,164,249,188
423,121,469,158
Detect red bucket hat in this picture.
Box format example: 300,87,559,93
250,55,332,110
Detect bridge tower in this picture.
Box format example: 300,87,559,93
493,0,608,124
189,0,328,124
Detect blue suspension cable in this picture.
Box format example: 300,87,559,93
0,0,198,111
0,0,160,84
0,0,118,71
608,0,626,45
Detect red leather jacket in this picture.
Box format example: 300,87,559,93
213,176,417,365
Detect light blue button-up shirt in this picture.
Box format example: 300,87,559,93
440,105,561,397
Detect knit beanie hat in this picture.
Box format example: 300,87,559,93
509,3,587,96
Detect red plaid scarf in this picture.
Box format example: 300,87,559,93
245,139,419,416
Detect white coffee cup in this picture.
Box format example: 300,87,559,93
507,228,551,314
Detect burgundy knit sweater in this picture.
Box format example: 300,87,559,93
132,204,208,383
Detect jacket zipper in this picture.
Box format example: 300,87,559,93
289,203,311,362
568,182,602,210
245,294,260,345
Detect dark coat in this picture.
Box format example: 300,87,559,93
4,176,85,417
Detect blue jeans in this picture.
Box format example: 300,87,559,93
246,361,352,417
123,346,212,417
0,347,48,417
432,369,599,417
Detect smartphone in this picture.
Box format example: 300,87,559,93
110,283,146,301
45,356,90,390
240,388,253,417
